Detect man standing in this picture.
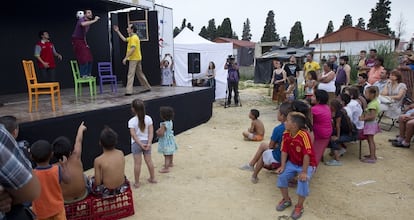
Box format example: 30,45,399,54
224,56,239,106
34,31,62,82
335,56,351,95
284,55,301,98
303,53,321,79
365,49,377,69
356,50,368,74
113,24,151,96
71,9,100,77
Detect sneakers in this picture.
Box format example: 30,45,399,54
291,205,304,220
325,159,342,166
392,140,410,148
276,198,292,211
338,148,347,156
239,163,254,171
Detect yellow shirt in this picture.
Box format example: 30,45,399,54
126,34,142,61
303,61,320,78
357,58,366,74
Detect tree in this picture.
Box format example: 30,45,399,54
261,10,279,42
367,0,392,35
314,33,319,40
199,26,208,39
232,31,239,40
206,19,217,41
340,14,353,29
288,21,304,47
180,18,187,30
325,20,334,35
217,18,234,38
242,18,252,41
356,17,366,29
173,27,181,37
395,13,406,39
186,22,194,31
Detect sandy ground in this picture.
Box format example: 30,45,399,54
87,87,414,220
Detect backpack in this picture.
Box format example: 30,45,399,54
227,69,239,83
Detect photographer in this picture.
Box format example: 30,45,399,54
224,55,240,106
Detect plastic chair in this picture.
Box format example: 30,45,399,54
22,60,61,112
70,60,97,97
97,62,118,93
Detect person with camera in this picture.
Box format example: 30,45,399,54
224,56,240,106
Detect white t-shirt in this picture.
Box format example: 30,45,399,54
128,115,153,144
344,99,364,130
318,71,336,93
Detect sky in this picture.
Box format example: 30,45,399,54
155,0,413,42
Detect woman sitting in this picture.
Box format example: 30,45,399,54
379,70,407,120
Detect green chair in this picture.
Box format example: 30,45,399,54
70,60,97,97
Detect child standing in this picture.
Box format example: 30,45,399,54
128,99,157,188
31,140,70,220
276,112,316,220
156,106,178,173
160,53,174,86
242,109,265,141
304,70,317,103
285,76,296,102
271,59,287,108
359,86,381,163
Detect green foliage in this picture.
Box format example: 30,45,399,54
206,19,217,41
217,18,234,38
347,54,359,83
173,27,180,37
340,14,353,29
375,43,398,70
261,10,279,42
367,0,392,35
199,26,208,39
356,17,366,29
288,21,304,47
325,21,334,35
242,18,252,41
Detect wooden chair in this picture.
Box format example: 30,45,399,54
22,60,61,112
97,62,118,94
70,60,97,97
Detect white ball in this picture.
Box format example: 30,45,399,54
76,11,84,19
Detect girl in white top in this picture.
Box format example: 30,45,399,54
128,99,157,188
318,62,336,102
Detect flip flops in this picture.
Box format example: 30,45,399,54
360,158,376,163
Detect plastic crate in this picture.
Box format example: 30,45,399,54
91,187,134,220
65,196,93,220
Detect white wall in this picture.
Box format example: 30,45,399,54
309,39,395,62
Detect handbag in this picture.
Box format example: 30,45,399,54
378,95,393,104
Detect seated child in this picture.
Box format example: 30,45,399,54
275,112,317,220
242,109,265,141
91,126,127,197
31,140,70,220
52,121,89,204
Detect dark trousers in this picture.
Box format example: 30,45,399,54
227,81,239,104
39,68,56,82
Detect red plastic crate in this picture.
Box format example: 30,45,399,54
65,196,93,220
91,187,135,220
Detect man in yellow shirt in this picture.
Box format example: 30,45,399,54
303,53,321,79
113,24,151,96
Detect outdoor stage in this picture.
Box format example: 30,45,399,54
0,85,214,169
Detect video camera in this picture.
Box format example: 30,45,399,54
226,55,235,63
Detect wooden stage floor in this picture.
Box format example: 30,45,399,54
0,85,208,123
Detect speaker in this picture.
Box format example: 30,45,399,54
188,53,200,73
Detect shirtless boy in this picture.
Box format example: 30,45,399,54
52,122,88,203
92,126,127,195
242,109,265,141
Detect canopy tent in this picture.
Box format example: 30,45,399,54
173,27,233,99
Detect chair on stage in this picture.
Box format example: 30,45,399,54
70,60,97,98
97,62,117,94
22,60,61,112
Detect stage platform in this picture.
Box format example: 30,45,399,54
0,85,214,169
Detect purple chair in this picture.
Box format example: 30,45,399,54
97,62,117,94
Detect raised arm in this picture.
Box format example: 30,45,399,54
113,25,127,42
72,121,87,159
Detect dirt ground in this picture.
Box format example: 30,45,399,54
87,87,414,220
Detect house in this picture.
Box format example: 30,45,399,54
308,26,396,62
213,37,255,66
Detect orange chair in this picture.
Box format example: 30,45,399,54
22,60,61,112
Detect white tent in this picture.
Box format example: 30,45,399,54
173,27,233,99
